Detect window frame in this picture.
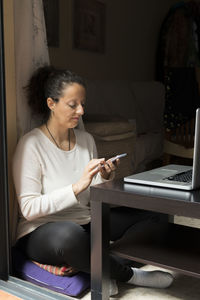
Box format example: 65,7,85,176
0,0,10,281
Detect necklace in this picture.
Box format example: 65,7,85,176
46,124,71,151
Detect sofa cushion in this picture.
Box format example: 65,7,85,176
91,132,135,141
85,79,137,119
134,132,164,172
83,113,127,123
130,81,165,134
84,120,135,137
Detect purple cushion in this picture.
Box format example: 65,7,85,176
12,248,90,297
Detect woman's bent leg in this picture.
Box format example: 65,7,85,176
16,221,91,273
15,209,166,283
110,207,165,241
109,207,167,282
15,221,133,282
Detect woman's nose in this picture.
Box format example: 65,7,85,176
76,104,84,115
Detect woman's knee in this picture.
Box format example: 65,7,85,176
54,221,90,250
49,222,90,271
24,221,90,263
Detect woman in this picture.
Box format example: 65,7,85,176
13,66,173,296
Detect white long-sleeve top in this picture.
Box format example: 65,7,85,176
13,128,108,240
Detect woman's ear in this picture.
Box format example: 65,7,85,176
47,97,55,111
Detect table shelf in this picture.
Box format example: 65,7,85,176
110,222,200,278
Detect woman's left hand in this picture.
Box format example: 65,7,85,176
99,158,120,180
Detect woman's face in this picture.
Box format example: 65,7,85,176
48,83,86,128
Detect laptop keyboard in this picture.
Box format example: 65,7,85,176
165,169,193,183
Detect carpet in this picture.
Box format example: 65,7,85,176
81,265,200,300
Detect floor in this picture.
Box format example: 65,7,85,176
81,265,200,300
0,290,22,300
2,265,199,300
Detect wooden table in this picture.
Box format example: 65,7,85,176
90,179,200,300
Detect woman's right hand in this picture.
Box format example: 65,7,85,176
72,158,105,196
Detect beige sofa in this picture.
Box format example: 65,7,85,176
83,79,165,178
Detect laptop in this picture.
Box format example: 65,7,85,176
124,108,200,190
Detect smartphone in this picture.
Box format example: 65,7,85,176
110,153,127,163
95,153,127,171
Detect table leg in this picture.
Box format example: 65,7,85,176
91,199,110,300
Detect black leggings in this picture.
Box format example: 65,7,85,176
15,207,164,282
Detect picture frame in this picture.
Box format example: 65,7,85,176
73,0,106,53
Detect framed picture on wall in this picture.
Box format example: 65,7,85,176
73,0,106,53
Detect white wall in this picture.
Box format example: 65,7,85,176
49,0,178,80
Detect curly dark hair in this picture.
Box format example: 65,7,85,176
24,65,86,122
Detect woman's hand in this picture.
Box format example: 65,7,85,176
99,158,120,180
72,158,105,196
